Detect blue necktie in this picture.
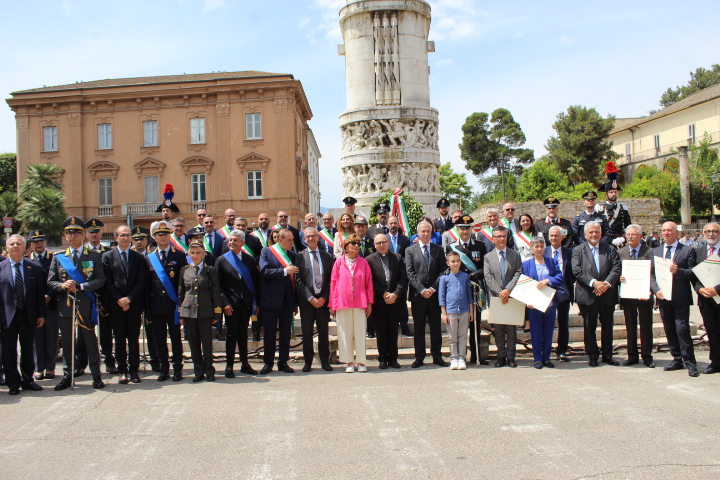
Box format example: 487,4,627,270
391,236,397,253
423,245,430,265
630,248,637,260
553,249,559,262
14,263,25,310
499,250,506,285
665,245,672,259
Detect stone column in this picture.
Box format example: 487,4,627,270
678,145,691,225
215,93,231,202
67,103,84,211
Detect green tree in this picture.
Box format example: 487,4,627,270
17,163,67,239
660,64,720,109
545,105,618,185
459,108,534,201
514,159,572,202
370,190,425,236
0,191,21,234
18,163,64,198
438,162,473,210
0,153,17,193
624,166,680,217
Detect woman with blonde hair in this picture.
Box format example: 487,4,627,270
333,213,355,258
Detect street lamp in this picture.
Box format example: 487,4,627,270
712,173,720,222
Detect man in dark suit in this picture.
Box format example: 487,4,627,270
693,223,720,375
299,213,330,254
216,230,261,377
387,216,411,258
367,234,408,369
367,203,391,239
259,228,298,374
319,213,337,256
220,217,263,259
476,208,515,253
484,226,523,367
434,198,454,234
132,226,160,372
405,220,448,368
535,197,574,249
48,216,107,390
572,220,621,367
617,224,656,368
146,223,187,382
352,216,376,259
651,221,699,377
202,215,225,260
0,234,47,395
274,210,304,252
545,225,575,362
103,225,147,384
295,227,334,372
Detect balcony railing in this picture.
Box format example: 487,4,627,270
191,201,206,211
618,130,720,165
98,206,113,217
122,203,158,216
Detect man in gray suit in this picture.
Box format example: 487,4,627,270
617,224,655,368
693,223,720,374
572,221,621,367
483,226,522,367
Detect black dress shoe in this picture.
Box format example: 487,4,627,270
589,359,599,367
22,382,43,391
302,364,312,373
0,377,6,386
495,359,506,368
260,365,272,375
433,359,448,367
664,360,684,371
623,359,639,366
93,376,105,389
45,373,55,380
54,377,71,391
158,373,170,382
602,358,620,366
216,331,225,341
152,364,162,373
130,373,141,383
106,367,119,375
277,364,294,373
367,332,376,339
559,354,570,362
172,371,183,382
688,364,700,377
704,365,720,374
8,385,20,395
253,333,261,342
225,368,236,378
379,361,388,369
508,362,517,368
402,328,413,337
192,375,204,382
73,369,86,378
321,363,334,372
240,364,258,375
118,374,130,385
411,360,423,368
389,361,401,369
34,373,44,381
644,360,655,368
534,362,543,369
479,359,489,365
206,375,216,382
543,361,555,368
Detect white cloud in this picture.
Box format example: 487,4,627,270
429,0,484,41
298,16,310,29
559,34,575,46
202,0,225,13
305,0,344,44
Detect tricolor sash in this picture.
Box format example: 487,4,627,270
218,225,232,239
501,217,514,233
478,227,493,242
241,244,255,258
170,234,188,253
318,228,334,245
514,231,532,249
252,230,269,247
148,251,180,325
451,244,478,273
447,227,460,243
203,235,212,253
56,253,99,326
223,251,257,315
272,223,283,231
336,231,349,250
268,244,295,287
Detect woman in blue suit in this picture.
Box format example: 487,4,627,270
522,236,565,369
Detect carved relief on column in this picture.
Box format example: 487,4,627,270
216,103,230,116
341,163,439,196
341,119,439,152
16,116,29,129
373,11,400,106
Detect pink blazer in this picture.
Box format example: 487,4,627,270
328,254,374,311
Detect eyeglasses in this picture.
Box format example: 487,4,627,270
348,241,362,246
493,235,507,239
278,215,288,218
197,214,206,218
504,208,515,212
117,234,131,238
705,230,720,234
305,234,318,239
204,221,214,225
375,240,388,245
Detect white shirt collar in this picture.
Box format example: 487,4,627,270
496,248,506,256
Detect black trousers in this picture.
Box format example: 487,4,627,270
185,317,215,377
0,310,35,387
34,309,58,373
144,314,159,367
152,313,183,373
299,303,331,365
110,309,142,373
621,299,654,361
699,303,720,368
555,299,571,356
399,303,410,331
579,301,615,361
77,310,114,370
225,304,252,367
659,304,696,365
59,315,101,378
411,296,442,361
373,300,401,363
262,300,293,367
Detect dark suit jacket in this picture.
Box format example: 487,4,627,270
0,258,47,329
367,224,389,239
220,233,263,259
359,236,376,258
545,245,575,303
317,227,337,256
299,229,329,254
571,241,621,306
47,246,106,318
215,251,261,312
434,216,454,234
388,233,410,258
177,262,222,320
366,252,408,305
27,250,57,308
204,230,225,259
476,228,515,253
405,241,445,302
146,247,187,315
693,243,720,307
536,217,574,249
651,242,696,307
617,243,654,302
102,248,147,315
483,248,522,296
259,246,297,311
295,248,333,308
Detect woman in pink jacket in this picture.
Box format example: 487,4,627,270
329,233,374,373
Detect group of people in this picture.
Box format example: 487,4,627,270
1,172,719,396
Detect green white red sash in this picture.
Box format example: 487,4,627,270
218,225,232,239
170,234,188,253
447,226,460,243
272,223,283,230
268,244,295,287
319,228,334,245
203,235,212,252
478,227,493,241
514,230,532,248
241,244,255,258
501,217,514,233
336,231,349,250
252,230,269,247
389,188,410,235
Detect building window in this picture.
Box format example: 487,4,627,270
98,124,112,150
143,121,158,147
98,178,113,206
144,175,158,203
688,124,696,144
191,173,206,202
246,113,262,140
43,126,57,152
190,118,205,144
247,171,262,198
625,143,631,162
653,134,661,156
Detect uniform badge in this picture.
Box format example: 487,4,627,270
170,271,175,278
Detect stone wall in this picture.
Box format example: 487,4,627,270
470,198,663,235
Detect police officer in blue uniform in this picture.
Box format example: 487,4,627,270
434,198,453,234
572,191,610,245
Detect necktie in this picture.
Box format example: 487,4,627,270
72,249,79,266
423,245,430,265
553,249,559,261
207,234,213,249
630,248,637,260
391,236,397,253
499,250,506,285
160,249,167,264
361,240,365,256
14,262,25,310
463,242,468,250
665,245,672,259
121,251,128,277
311,250,322,294
592,246,600,273
710,246,716,256
383,226,388,235
194,265,200,276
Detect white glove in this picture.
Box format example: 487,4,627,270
612,237,625,247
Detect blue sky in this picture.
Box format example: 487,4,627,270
2,0,719,208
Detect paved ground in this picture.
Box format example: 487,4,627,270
2,348,719,480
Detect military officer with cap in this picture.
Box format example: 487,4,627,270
152,183,180,232
368,203,391,238
535,197,574,249
343,196,367,219
597,161,632,248
131,226,151,255
434,198,453,234
47,216,106,390
85,218,108,253
572,191,610,245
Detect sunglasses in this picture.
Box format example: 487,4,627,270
504,208,515,212
348,241,362,246
204,221,214,224
278,215,288,218
197,214,206,217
